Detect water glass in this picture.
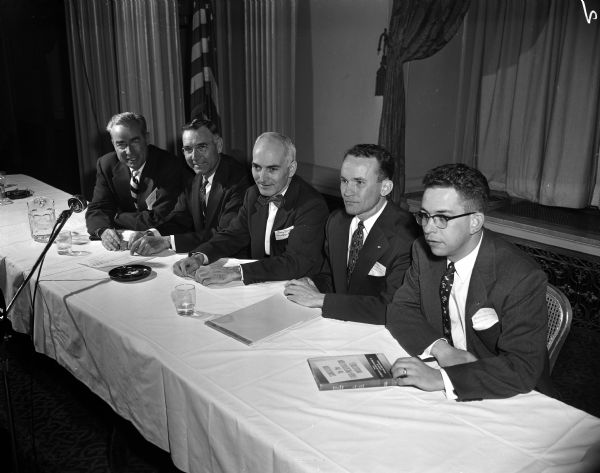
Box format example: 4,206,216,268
56,231,72,255
0,173,13,205
27,197,56,242
172,284,196,316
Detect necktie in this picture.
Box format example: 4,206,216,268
198,177,209,221
346,221,364,286
130,172,140,209
257,194,284,208
440,261,455,346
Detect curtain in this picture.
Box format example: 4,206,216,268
378,0,470,204
455,0,600,208
243,0,297,152
65,0,184,199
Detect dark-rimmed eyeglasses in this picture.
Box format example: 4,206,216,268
182,143,211,154
413,211,475,229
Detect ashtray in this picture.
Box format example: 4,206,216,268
6,189,33,199
108,264,151,282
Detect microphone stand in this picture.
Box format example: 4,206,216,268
1,197,85,472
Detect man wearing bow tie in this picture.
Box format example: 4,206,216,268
283,144,419,324
172,132,329,285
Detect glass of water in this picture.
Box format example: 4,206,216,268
0,172,13,205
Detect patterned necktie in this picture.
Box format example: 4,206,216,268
346,221,364,286
440,261,455,346
130,172,140,209
257,194,284,208
198,177,209,220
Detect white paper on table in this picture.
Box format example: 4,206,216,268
77,251,154,271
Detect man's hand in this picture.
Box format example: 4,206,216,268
129,235,170,256
391,357,445,392
283,277,325,308
431,340,478,367
173,254,206,277
193,259,242,286
101,228,123,251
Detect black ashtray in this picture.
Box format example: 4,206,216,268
108,264,151,282
6,189,33,199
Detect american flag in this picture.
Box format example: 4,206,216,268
190,0,221,131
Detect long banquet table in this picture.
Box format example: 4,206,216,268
1,174,600,473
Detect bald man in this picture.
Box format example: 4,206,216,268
173,132,329,285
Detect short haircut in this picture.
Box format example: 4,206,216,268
106,112,147,134
182,116,220,137
422,163,490,212
343,144,395,181
255,132,296,163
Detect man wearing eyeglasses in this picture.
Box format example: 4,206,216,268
387,163,554,401
86,112,186,250
283,144,419,324
172,132,329,285
128,118,250,255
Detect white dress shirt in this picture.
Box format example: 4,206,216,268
346,201,387,262
264,184,289,255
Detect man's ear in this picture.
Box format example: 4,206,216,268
380,178,393,197
215,136,224,154
288,159,297,178
470,212,485,234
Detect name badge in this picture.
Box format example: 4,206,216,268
275,225,294,240
145,188,157,210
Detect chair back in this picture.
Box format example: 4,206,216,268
546,284,573,373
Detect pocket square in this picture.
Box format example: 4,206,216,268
472,307,499,331
368,261,386,277
275,226,294,240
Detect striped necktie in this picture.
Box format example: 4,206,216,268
198,177,208,221
440,261,455,346
130,171,140,209
346,221,364,287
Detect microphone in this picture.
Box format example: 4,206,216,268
57,194,88,222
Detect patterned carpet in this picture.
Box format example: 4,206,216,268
0,333,183,473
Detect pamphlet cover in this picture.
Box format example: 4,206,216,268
205,292,320,345
307,353,395,390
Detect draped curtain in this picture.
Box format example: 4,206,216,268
454,0,600,208
378,0,470,204
65,0,184,198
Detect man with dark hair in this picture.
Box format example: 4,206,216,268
86,112,186,250
284,144,419,324
387,163,553,401
172,132,329,285
128,118,250,255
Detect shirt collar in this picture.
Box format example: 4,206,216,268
131,162,146,178
350,200,387,236
449,231,483,282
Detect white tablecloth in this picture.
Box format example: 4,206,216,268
1,175,600,473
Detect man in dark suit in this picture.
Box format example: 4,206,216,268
85,112,185,250
172,132,329,285
283,144,419,324
387,163,553,401
128,118,250,255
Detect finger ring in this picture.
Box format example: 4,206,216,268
402,368,407,377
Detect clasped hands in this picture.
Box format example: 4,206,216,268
172,256,241,286
391,340,478,392
100,229,170,255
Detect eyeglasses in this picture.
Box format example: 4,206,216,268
413,211,475,229
182,143,211,154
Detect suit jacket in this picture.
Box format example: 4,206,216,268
312,202,419,324
86,145,186,235
157,155,251,253
386,230,553,401
194,175,329,284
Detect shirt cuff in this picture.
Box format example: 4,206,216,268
147,228,161,237
420,338,447,359
238,264,245,283
170,235,176,251
440,369,458,401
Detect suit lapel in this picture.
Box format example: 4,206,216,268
349,220,388,287
205,157,226,226
330,214,351,292
189,174,204,230
250,193,269,258
114,161,133,207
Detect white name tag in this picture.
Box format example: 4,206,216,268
368,261,387,277
145,188,157,210
274,225,294,240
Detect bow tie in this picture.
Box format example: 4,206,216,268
257,194,284,208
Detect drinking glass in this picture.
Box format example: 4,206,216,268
56,231,72,255
27,197,56,242
0,172,13,205
171,284,196,316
